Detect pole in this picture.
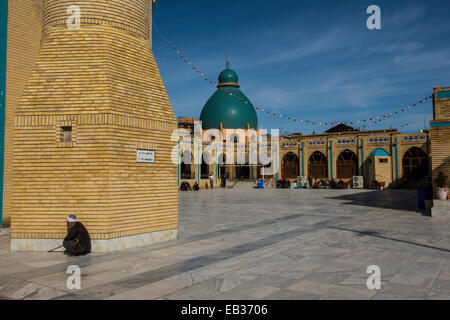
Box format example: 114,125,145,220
48,245,64,253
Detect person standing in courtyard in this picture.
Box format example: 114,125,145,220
221,173,227,188
63,215,91,256
209,172,214,189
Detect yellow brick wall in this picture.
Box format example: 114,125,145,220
43,0,152,43
4,0,43,226
278,131,430,187
430,126,450,187
433,87,450,120
11,0,178,240
431,87,450,188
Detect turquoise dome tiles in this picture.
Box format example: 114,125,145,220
370,148,390,157
200,68,258,130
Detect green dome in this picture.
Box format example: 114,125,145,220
200,68,258,130
218,69,239,84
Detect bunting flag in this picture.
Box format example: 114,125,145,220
172,45,432,127
228,91,432,127
172,46,217,85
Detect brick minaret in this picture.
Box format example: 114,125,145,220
11,0,178,251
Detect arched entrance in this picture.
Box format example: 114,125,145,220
281,152,300,178
218,154,227,179
402,147,428,179
236,166,250,179
337,149,358,178
308,151,328,178
235,152,251,179
180,151,193,179
258,159,273,179
201,153,212,179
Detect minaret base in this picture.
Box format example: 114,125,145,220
11,229,177,252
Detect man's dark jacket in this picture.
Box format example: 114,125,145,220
64,222,91,255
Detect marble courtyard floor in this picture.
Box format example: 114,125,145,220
0,189,449,300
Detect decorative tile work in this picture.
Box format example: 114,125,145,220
337,139,356,144
16,114,177,132
436,90,450,100
369,137,389,143
430,122,450,128
308,141,326,146
430,88,450,186
402,135,426,142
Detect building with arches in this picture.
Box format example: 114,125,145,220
280,126,431,188
177,65,435,189
177,67,267,188
430,87,450,188
176,67,447,190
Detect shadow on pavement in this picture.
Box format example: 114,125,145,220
329,226,450,253
327,189,422,212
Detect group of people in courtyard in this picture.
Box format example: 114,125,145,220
180,172,227,191
308,176,350,189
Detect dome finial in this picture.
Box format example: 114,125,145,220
226,57,230,69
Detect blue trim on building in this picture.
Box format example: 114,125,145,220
0,0,8,226
369,148,390,157
275,144,278,183
360,139,364,176
329,141,333,179
437,91,450,99
394,138,399,181
301,143,304,176
250,144,253,179
430,122,450,128
197,144,200,185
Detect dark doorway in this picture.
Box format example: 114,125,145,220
337,149,358,178
201,153,211,179
180,151,193,179
402,147,428,179
308,151,328,178
218,154,227,179
281,152,300,178
236,166,250,179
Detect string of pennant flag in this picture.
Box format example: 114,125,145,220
171,45,432,130
172,46,218,86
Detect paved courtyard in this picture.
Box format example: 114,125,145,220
0,189,449,300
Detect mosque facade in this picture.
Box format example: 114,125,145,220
0,1,449,250
177,68,445,191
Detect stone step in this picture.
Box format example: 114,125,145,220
431,200,450,217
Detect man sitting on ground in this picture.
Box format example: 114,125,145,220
180,181,192,191
63,215,91,256
193,182,200,191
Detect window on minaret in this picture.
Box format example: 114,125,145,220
61,126,73,142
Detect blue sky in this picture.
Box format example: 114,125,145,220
152,0,450,134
